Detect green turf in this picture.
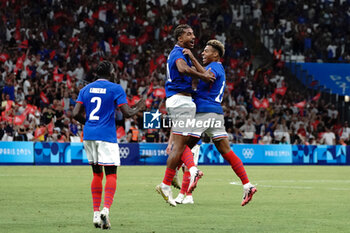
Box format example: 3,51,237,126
0,165,350,233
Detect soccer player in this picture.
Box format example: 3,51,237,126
182,40,257,206
156,24,215,207
173,139,202,204
73,61,145,229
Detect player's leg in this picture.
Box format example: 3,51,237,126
97,141,120,229
84,140,103,228
175,138,201,203
184,143,201,203
181,136,199,172
174,167,189,204
157,95,196,206
172,135,200,190
100,166,117,230
156,134,188,206
91,164,103,228
213,138,257,206
184,136,203,193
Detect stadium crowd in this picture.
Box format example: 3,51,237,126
242,0,350,62
0,0,349,145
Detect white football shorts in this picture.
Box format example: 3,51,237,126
166,94,196,136
190,112,228,140
83,140,120,166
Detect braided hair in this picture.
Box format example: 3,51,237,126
96,61,113,77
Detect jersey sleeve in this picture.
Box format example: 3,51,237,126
173,48,187,63
114,84,128,107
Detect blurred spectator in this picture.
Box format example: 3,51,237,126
320,127,336,145
239,118,256,143
127,122,140,143
340,121,350,145
145,129,159,142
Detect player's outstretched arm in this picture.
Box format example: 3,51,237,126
73,102,86,125
120,98,146,118
176,58,215,83
183,48,206,74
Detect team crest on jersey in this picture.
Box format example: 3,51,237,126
143,110,161,129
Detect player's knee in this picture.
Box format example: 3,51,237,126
172,145,187,157
92,164,103,174
214,138,231,154
104,166,117,175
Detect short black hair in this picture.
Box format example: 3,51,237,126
96,61,113,77
174,24,192,41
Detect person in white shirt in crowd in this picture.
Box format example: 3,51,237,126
320,127,336,145
71,62,85,85
239,118,256,143
62,91,70,112
22,78,31,96
15,87,25,105
119,72,129,91
340,121,350,145
261,131,273,144
327,104,338,119
274,118,291,144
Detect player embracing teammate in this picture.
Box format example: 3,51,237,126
156,24,215,206
158,25,257,207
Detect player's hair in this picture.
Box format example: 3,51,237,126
206,40,225,57
96,61,113,77
174,24,192,41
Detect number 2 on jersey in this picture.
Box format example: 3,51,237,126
89,97,102,120
215,81,225,103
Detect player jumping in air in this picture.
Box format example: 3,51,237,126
73,61,145,229
156,24,215,206
172,139,202,204
180,40,257,206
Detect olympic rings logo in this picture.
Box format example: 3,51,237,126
242,148,254,159
119,147,130,159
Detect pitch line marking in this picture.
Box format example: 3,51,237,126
229,182,350,191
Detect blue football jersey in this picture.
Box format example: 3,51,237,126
76,79,127,143
165,45,193,97
194,62,225,114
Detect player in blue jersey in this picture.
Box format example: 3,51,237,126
73,61,145,229
156,24,215,207
182,40,257,206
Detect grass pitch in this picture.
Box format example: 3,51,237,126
0,165,350,233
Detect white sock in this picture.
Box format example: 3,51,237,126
102,207,109,215
243,182,252,190
176,193,184,198
161,183,171,189
189,166,198,177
